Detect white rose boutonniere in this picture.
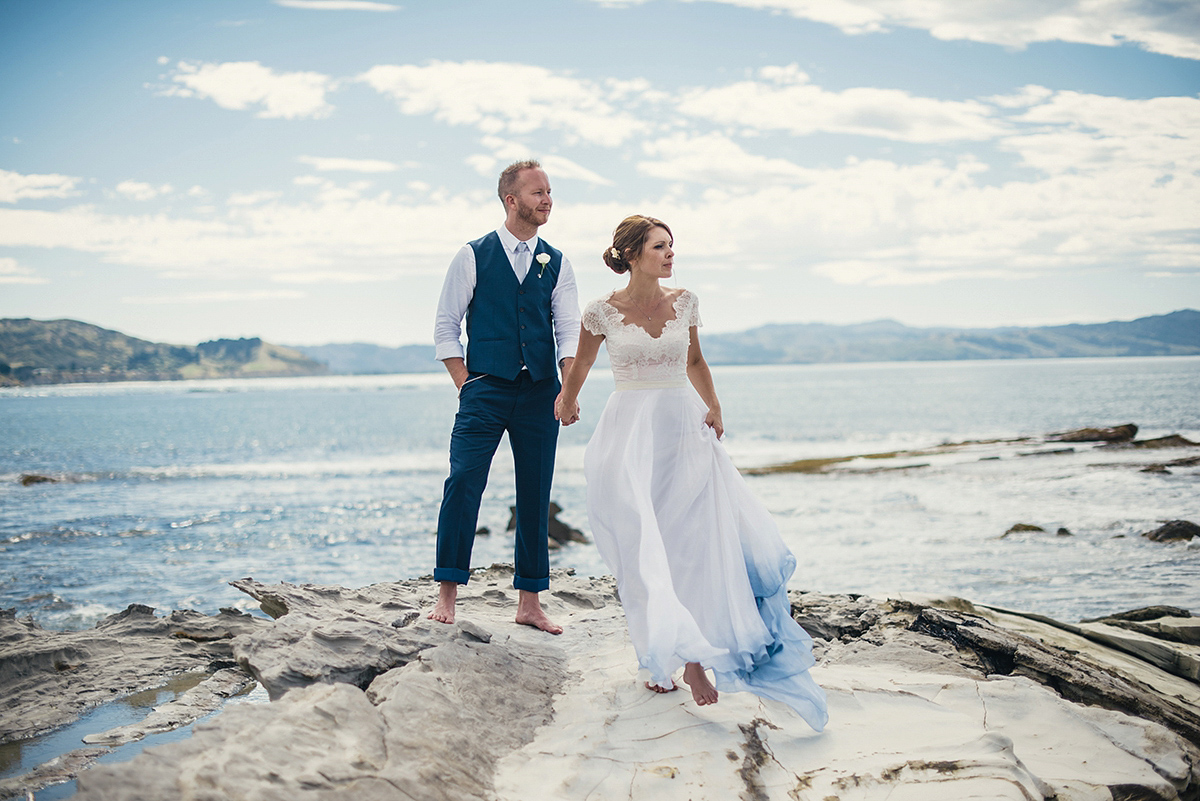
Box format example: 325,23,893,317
535,252,551,278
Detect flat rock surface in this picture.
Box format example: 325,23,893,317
56,566,1198,800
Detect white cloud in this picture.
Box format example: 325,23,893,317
997,89,1200,175
679,67,1004,142
298,156,401,173
270,270,387,283
116,180,172,201
359,61,648,146
639,132,815,185
0,257,47,284
637,0,1200,60
163,61,335,119
540,155,614,187
0,169,81,203
227,191,283,206
275,0,399,10
466,137,614,186
5,77,1197,294
122,290,306,304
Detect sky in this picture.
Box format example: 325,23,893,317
1,0,1199,347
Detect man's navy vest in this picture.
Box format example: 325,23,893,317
465,231,562,382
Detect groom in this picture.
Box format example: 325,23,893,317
428,160,580,634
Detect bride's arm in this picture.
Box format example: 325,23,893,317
555,324,604,425
686,327,724,438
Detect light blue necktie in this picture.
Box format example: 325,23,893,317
514,241,530,282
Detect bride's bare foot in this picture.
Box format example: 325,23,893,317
645,680,678,694
683,662,718,706
515,590,563,634
428,581,457,624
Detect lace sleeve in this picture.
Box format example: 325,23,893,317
581,297,609,336
680,290,702,328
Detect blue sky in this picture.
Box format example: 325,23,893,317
2,0,1198,347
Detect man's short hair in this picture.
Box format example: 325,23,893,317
498,160,542,204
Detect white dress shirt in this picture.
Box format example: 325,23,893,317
433,225,582,369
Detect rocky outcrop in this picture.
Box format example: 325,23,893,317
750,422,1200,476
5,568,1198,800
1144,520,1200,543
77,629,570,801
0,604,265,745
1104,434,1200,449
1049,423,1138,442
506,501,589,548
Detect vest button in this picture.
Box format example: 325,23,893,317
519,307,525,313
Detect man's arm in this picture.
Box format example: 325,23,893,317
443,357,469,390
550,254,581,367
433,245,476,385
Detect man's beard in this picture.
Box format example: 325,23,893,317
516,199,548,227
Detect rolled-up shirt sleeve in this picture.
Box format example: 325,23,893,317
552,254,581,365
433,245,476,362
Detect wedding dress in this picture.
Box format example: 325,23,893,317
582,289,827,731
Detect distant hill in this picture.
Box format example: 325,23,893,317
288,342,439,374
700,309,1200,365
3,310,1195,386
0,319,328,386
291,309,1200,374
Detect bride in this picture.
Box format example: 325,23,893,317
555,215,827,731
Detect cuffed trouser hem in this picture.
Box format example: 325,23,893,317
434,568,471,585
513,574,550,593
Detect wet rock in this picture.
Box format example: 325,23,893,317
77,635,571,801
1086,606,1193,623
0,746,109,799
1104,434,1200,449
1056,527,1072,536
1002,523,1045,537
506,501,589,547
18,473,56,486
1017,447,1075,456
0,605,265,745
80,667,254,746
1143,520,1200,542
1048,423,1138,442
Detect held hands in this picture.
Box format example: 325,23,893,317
704,407,724,439
555,392,580,426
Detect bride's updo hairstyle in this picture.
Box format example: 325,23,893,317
603,214,673,274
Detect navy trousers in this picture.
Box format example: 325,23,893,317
434,371,560,592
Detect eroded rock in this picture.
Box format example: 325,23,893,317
76,578,573,801
1049,423,1138,442
11,568,1200,801
0,605,265,745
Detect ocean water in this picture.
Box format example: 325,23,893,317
2,356,1198,628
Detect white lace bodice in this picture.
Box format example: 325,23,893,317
582,289,702,387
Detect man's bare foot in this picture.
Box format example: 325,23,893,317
514,589,562,634
683,662,718,706
428,581,458,624
645,680,678,694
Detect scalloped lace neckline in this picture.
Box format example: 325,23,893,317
602,290,687,340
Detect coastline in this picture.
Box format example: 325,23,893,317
2,566,1197,800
